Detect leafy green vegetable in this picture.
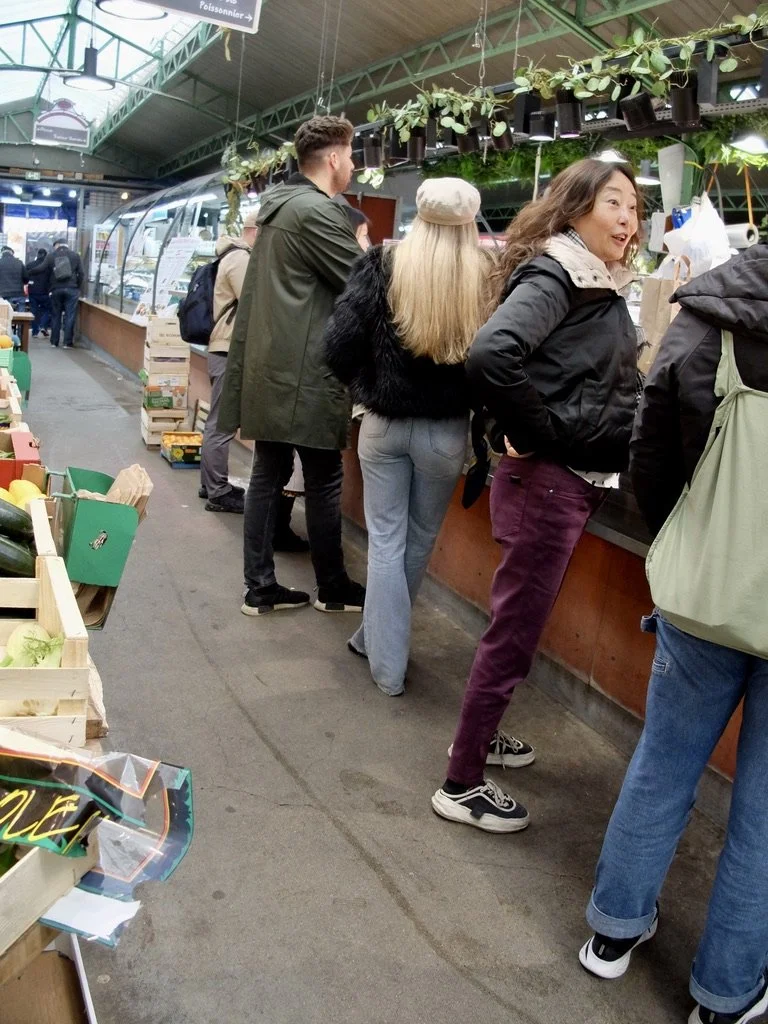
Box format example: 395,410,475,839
1,623,64,669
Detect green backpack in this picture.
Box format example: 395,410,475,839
646,330,768,658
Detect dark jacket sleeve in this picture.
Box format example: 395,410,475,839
466,261,571,455
630,309,717,536
74,254,84,290
324,247,379,386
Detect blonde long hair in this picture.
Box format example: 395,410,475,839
388,217,488,365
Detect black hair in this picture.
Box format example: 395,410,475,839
344,206,370,231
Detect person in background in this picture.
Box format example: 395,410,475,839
200,211,257,515
218,115,366,617
344,205,371,251
0,246,27,311
325,178,486,696
580,244,768,1024
26,248,51,337
432,159,640,833
43,239,84,348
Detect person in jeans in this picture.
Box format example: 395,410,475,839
432,159,640,833
43,239,84,348
325,178,487,695
580,244,768,1024
199,212,257,515
0,246,27,311
219,115,366,616
25,248,51,336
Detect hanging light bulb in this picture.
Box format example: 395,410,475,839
65,45,114,92
96,0,167,18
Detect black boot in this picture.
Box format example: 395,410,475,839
273,495,310,553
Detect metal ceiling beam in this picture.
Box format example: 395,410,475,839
525,0,609,50
88,21,222,153
35,0,79,107
0,108,33,145
155,0,676,179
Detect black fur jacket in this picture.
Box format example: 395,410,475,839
324,245,469,420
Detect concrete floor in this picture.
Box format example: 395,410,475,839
27,339,727,1024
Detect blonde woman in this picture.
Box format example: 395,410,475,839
325,178,486,696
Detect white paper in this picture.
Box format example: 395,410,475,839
649,211,667,253
42,888,141,941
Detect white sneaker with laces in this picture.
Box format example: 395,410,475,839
448,729,536,769
431,778,530,833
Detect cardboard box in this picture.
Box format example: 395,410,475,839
0,429,41,489
142,385,188,410
146,315,183,343
161,431,203,467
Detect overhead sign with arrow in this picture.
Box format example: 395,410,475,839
147,0,263,32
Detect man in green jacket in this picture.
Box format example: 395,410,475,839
219,115,366,616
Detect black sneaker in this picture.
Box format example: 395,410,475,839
448,729,535,769
690,980,768,1024
199,484,244,500
431,779,530,833
205,491,245,514
314,577,365,613
579,909,659,980
241,583,310,616
273,529,310,553
347,640,368,659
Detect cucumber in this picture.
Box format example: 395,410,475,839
0,535,35,578
0,497,33,543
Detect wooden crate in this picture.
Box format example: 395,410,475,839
0,369,23,427
0,841,98,959
193,399,210,433
0,557,89,746
29,498,57,562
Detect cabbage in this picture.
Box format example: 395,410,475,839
1,623,64,668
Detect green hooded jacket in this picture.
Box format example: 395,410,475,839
218,176,363,449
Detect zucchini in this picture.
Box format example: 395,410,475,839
0,497,33,542
0,535,35,578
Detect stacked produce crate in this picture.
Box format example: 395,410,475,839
140,317,190,447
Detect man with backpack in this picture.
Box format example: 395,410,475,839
579,243,768,1024
43,239,84,348
193,211,259,514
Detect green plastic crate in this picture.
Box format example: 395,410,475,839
56,467,139,587
0,349,14,373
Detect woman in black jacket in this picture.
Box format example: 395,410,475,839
432,159,641,833
325,178,488,696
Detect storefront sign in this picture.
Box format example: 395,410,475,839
145,0,262,32
33,99,90,149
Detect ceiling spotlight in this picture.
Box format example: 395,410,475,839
555,91,582,139
596,149,627,163
96,0,167,18
42,187,51,197
68,189,77,198
635,160,660,186
11,185,22,196
729,133,768,155
528,111,556,143
65,45,115,92
121,191,129,200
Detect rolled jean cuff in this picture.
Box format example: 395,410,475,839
690,971,766,1016
586,893,656,940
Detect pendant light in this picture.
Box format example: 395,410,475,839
635,160,660,186
96,0,167,18
65,44,115,91
555,91,582,139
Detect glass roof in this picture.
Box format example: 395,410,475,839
0,1,194,125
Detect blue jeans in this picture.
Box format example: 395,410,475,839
350,413,468,695
50,288,79,347
29,294,51,334
587,612,768,1014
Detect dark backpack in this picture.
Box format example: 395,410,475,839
177,246,240,346
53,253,73,282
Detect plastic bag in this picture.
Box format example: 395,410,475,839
663,193,731,276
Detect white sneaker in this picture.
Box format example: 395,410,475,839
579,912,659,980
448,729,536,769
431,779,530,833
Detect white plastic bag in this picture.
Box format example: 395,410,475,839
663,193,731,276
